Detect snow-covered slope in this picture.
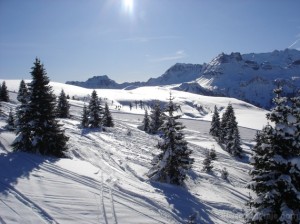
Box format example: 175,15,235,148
0,80,269,223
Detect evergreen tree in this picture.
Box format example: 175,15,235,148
221,167,229,180
209,148,217,160
246,88,300,224
81,104,89,128
225,111,242,157
13,80,31,151
102,102,114,127
149,101,164,134
0,81,9,102
202,149,213,172
209,105,221,138
219,104,232,143
6,109,15,131
88,90,102,128
57,89,70,118
148,94,194,185
17,80,28,103
13,58,68,157
142,109,150,133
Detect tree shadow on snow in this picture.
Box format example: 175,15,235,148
151,182,214,224
0,151,57,196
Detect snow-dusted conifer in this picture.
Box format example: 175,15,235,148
102,102,114,127
13,80,31,151
142,109,150,133
0,81,9,102
6,109,15,131
149,101,164,134
209,105,221,138
148,93,194,185
13,58,68,157
202,149,213,172
219,104,232,143
57,89,70,118
225,111,242,157
246,87,300,224
221,167,229,180
88,90,102,128
81,104,89,128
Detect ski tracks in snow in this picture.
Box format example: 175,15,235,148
0,182,57,224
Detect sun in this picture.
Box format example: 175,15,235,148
123,0,133,13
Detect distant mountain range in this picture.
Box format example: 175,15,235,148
66,49,300,108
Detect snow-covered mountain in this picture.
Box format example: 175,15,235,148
66,49,300,108
182,49,300,108
66,63,202,89
0,80,269,223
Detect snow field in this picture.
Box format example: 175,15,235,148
0,80,264,223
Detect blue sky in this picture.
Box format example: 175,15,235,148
1,0,300,83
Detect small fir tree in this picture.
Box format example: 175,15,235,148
246,87,300,224
81,104,89,128
148,93,194,185
221,167,229,180
209,105,221,138
0,81,9,102
102,102,114,127
142,109,150,133
13,58,68,157
202,149,213,172
57,89,70,118
149,101,164,134
88,90,102,128
6,109,15,131
209,148,217,160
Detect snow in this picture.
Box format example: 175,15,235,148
0,79,268,223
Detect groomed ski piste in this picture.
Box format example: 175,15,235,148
0,80,269,223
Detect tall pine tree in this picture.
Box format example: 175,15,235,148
148,93,194,185
0,81,9,102
102,102,114,127
57,89,70,118
224,108,242,157
149,101,164,134
13,59,68,157
81,104,89,128
13,80,31,151
88,90,102,128
246,87,300,224
209,105,221,138
142,109,150,133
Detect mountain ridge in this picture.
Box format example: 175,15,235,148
66,49,300,108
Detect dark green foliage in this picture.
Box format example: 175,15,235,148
209,148,217,160
148,93,194,185
81,104,89,128
246,88,300,224
202,149,213,172
57,89,70,118
13,80,31,151
149,101,164,134
209,105,221,138
6,109,15,131
218,103,242,157
142,109,150,133
0,81,9,102
102,102,114,127
13,58,68,157
88,90,102,128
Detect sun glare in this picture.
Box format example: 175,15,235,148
123,0,134,13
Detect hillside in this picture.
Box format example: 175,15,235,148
0,80,269,223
